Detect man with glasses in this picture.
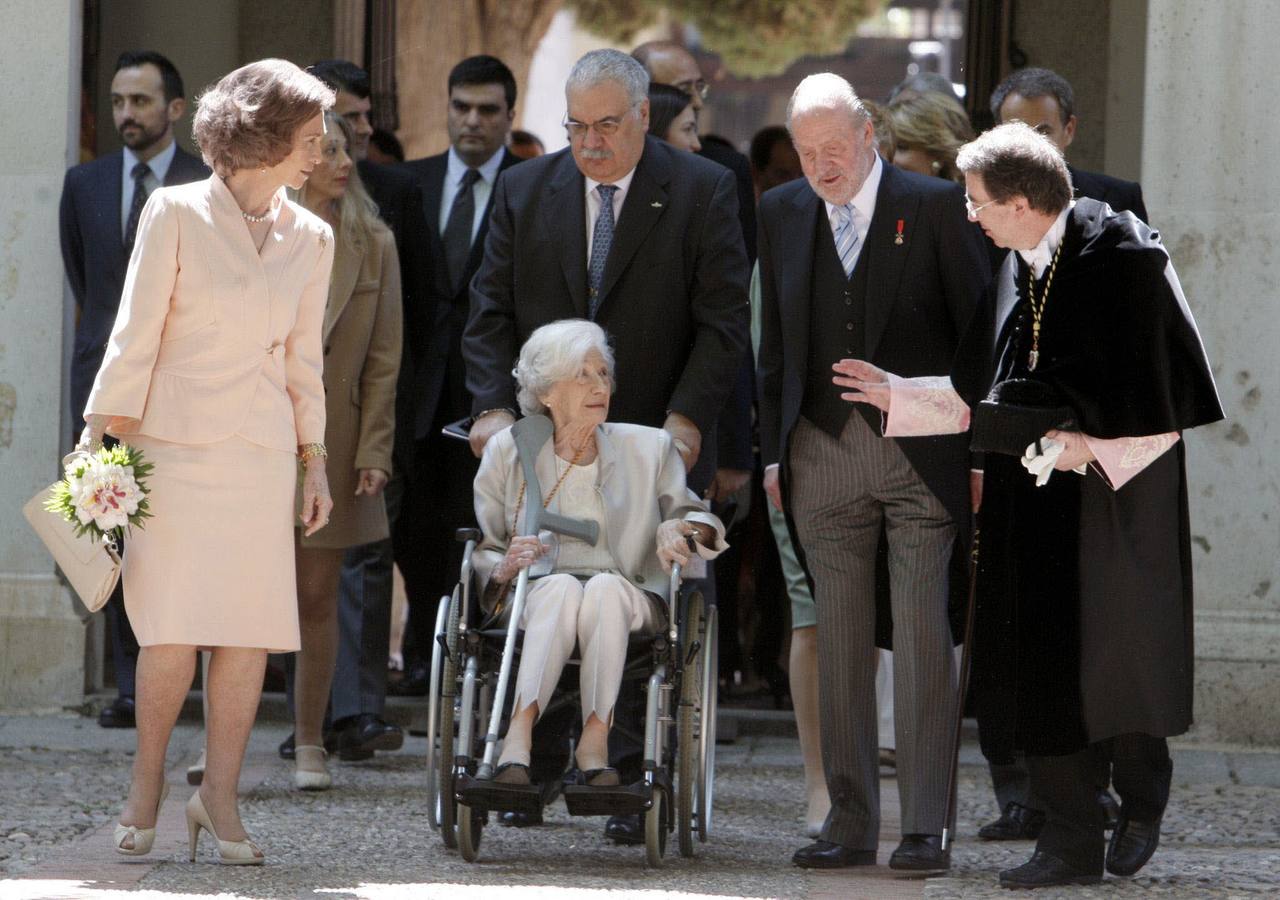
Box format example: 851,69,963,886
463,48,750,837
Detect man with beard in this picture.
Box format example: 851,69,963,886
59,50,208,730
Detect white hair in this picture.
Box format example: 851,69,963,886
566,48,650,107
785,73,869,131
514,319,617,417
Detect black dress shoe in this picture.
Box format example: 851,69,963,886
278,728,340,760
999,850,1101,888
1098,788,1121,831
605,814,644,845
389,664,429,697
336,714,403,761
979,802,1047,841
98,696,135,729
889,834,950,871
1106,813,1161,876
791,840,877,869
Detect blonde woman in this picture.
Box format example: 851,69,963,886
887,91,974,183
84,59,334,864
289,111,403,790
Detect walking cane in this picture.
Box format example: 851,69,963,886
941,528,980,853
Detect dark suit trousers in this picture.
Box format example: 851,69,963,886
788,414,957,849
1027,733,1171,873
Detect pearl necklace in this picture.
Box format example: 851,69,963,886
242,209,272,223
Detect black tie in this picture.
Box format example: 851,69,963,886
442,168,481,294
124,162,152,254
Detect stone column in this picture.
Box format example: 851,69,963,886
1141,0,1280,744
0,0,86,709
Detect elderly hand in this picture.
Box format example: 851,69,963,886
763,463,783,512
656,518,711,574
300,458,333,537
355,468,389,496
493,534,545,584
831,359,892,412
663,412,701,472
469,410,515,459
76,414,110,453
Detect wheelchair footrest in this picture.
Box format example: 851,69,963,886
562,781,653,817
454,772,544,816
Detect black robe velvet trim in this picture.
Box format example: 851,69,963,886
953,200,1224,762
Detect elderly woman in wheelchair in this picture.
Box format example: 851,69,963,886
471,319,726,790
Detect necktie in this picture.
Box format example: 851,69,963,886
587,184,617,320
832,203,862,279
442,167,481,294
124,162,152,254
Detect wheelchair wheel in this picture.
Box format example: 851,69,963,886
644,786,668,868
425,594,451,830
457,803,485,862
677,589,705,857
698,603,719,842
438,586,463,850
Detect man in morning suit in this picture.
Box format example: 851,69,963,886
976,64,1146,842
395,56,522,694
463,48,750,839
756,73,989,871
59,50,208,730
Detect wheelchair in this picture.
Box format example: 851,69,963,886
423,416,718,867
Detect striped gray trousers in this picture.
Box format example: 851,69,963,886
788,414,957,849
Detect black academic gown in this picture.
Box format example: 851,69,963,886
952,199,1224,762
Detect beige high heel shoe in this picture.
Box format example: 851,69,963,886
114,782,170,856
293,745,332,791
185,791,265,865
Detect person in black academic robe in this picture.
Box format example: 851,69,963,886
830,122,1223,889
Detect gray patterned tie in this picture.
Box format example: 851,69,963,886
124,162,152,254
587,184,617,320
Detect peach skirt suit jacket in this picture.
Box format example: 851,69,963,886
299,219,402,549
84,176,334,653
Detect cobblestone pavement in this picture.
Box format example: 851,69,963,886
1,711,1278,898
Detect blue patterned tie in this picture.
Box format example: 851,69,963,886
832,202,862,279
587,184,617,319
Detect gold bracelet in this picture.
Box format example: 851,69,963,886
299,442,328,462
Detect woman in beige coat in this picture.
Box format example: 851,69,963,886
289,112,402,790
82,60,335,864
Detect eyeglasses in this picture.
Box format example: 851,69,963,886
964,194,1000,218
672,78,709,100
564,104,638,140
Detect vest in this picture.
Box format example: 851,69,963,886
802,205,872,438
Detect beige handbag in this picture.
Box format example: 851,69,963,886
22,484,122,613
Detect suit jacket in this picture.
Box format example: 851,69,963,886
1069,164,1148,222
301,219,403,549
400,147,522,439
757,162,989,535
472,422,726,610
464,136,751,437
85,176,332,452
60,146,209,429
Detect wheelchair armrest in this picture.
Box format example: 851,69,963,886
455,527,482,544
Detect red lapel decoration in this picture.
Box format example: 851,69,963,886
894,218,905,245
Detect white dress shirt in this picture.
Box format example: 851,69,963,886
121,140,177,235
823,153,883,268
439,145,506,240
584,167,637,261
1019,201,1075,278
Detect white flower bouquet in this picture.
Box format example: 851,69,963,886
44,444,152,547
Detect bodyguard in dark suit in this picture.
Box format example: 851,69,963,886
757,74,988,871
59,50,208,729
394,56,522,685
463,49,749,838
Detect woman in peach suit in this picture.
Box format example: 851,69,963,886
81,60,336,865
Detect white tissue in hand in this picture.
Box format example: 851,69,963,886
1022,437,1065,487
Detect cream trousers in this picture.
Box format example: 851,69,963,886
507,572,662,724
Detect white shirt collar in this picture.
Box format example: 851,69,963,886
824,153,883,225
446,145,505,187
585,165,637,201
1018,201,1075,278
123,139,177,183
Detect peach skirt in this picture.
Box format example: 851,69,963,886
121,434,300,653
